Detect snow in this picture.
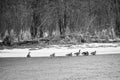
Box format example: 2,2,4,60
0,43,120,57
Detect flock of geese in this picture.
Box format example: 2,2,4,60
27,50,96,58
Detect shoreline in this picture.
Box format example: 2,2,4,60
0,43,120,57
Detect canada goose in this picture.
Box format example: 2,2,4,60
91,51,96,55
74,50,81,56
66,53,72,56
50,53,55,57
27,52,31,58
82,51,89,56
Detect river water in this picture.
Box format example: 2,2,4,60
0,54,120,80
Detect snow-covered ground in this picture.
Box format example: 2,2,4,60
0,43,120,57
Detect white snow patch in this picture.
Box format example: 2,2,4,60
0,43,120,57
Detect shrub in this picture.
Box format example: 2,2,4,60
2,36,13,46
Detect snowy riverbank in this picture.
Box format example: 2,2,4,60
0,43,120,57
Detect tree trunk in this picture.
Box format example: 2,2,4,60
115,0,120,37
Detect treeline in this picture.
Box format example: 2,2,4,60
0,0,120,45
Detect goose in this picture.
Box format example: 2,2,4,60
91,51,96,55
66,52,72,56
74,50,81,56
50,53,55,57
82,51,89,56
27,52,31,58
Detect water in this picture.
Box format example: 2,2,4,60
0,54,120,80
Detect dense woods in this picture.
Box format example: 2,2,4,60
0,0,120,45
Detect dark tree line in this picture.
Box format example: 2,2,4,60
0,0,120,44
